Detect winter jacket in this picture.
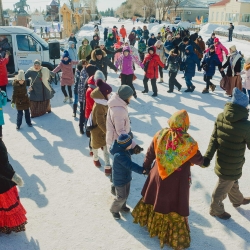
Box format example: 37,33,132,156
0,90,7,126
143,29,149,39
148,37,157,47
201,52,221,77
78,68,88,103
205,103,250,180
110,140,143,187
120,27,127,38
0,140,16,194
156,35,163,41
205,42,228,63
89,50,117,79
85,76,96,119
112,29,118,42
90,39,99,50
242,67,250,90
86,46,114,61
104,28,108,40
206,37,215,47
138,41,146,53
183,45,201,78
115,46,143,75
0,38,11,57
228,25,234,34
53,61,78,86
137,29,143,37
68,45,78,68
172,37,182,48
106,93,136,148
78,39,92,60
194,40,205,59
128,33,136,45
179,40,202,54
90,88,108,149
11,80,30,110
143,46,165,79
166,50,182,73
68,36,77,46
222,54,242,77
105,38,115,60
0,57,9,87
155,44,167,64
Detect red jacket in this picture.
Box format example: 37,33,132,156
0,57,9,86
120,28,127,38
143,47,165,79
85,76,96,119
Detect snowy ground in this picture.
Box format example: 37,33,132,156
1,17,250,250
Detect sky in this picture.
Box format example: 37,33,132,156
2,0,124,12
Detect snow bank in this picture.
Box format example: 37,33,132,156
199,23,220,35
76,24,104,43
177,21,192,29
149,23,177,35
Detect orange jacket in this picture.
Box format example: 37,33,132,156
120,28,127,38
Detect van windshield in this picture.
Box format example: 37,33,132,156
30,32,49,50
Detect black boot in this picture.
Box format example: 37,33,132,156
72,104,77,117
184,87,192,92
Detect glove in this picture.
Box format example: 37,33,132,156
133,145,144,154
201,157,210,168
11,173,24,187
11,103,15,109
164,66,168,70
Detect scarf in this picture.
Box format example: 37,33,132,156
94,99,108,105
61,58,72,65
153,110,198,180
230,51,241,76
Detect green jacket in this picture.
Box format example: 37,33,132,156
205,103,250,180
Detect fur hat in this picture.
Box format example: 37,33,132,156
95,49,103,56
34,59,41,65
117,134,132,148
231,87,249,108
94,70,105,82
86,64,98,77
229,45,237,52
99,40,105,46
17,70,25,81
97,80,112,100
118,85,133,101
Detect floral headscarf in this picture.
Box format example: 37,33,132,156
153,110,198,180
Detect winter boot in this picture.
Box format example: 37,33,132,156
202,88,209,94
152,93,157,97
121,206,130,212
105,166,112,176
69,98,73,104
111,212,121,220
142,90,148,93
63,96,69,103
167,90,173,93
190,85,196,92
184,87,192,92
178,85,182,91
210,84,216,92
79,126,84,134
233,197,250,207
93,160,101,168
158,78,163,83
210,211,231,220
72,104,77,117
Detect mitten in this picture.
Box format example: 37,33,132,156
11,103,15,109
133,145,144,154
201,157,210,168
11,173,24,187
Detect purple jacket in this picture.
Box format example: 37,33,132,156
115,46,143,75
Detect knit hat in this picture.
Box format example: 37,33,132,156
99,40,105,46
209,45,215,50
94,70,105,82
245,57,250,65
182,37,189,42
229,45,237,52
117,134,132,148
63,50,70,58
34,59,41,65
150,33,154,36
17,70,25,81
95,49,103,56
214,37,219,43
108,33,113,38
97,80,112,100
173,46,179,54
86,64,98,77
231,87,249,107
118,85,133,101
155,40,162,46
158,32,161,34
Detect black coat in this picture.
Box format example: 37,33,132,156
206,37,215,47
90,39,99,50
222,55,242,77
0,140,16,194
172,37,182,47
179,40,202,54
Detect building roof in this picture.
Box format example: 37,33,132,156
210,0,230,7
50,0,59,6
178,0,209,8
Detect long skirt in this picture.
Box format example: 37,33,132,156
224,75,242,96
0,186,27,234
132,198,190,250
30,100,51,118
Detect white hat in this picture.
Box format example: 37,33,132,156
99,40,105,46
229,45,237,52
94,70,105,82
17,70,25,81
245,57,250,65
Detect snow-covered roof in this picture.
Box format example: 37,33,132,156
178,0,209,8
50,0,59,6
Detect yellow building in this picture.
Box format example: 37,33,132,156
209,0,250,27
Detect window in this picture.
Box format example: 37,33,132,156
221,12,224,21
216,12,219,21
242,14,250,22
16,35,38,51
211,12,214,21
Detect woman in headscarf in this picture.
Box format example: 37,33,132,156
220,45,242,97
78,39,92,61
132,110,204,250
25,60,55,118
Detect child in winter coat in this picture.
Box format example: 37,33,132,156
147,33,157,47
53,50,79,103
0,89,7,138
138,37,146,62
113,36,123,63
205,38,228,63
240,57,250,103
11,70,32,130
0,52,10,102
109,134,145,220
201,45,222,94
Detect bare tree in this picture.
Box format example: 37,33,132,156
156,0,173,20
172,0,185,15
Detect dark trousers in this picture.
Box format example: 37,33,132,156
0,125,2,137
229,32,233,41
61,85,72,98
159,66,163,78
169,72,181,91
73,68,76,75
17,109,31,127
79,101,85,130
204,75,213,89
143,77,157,94
121,74,136,95
139,52,144,62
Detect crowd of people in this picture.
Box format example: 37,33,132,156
1,21,250,250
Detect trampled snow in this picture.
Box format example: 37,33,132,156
0,17,250,250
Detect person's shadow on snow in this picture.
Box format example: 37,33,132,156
8,155,48,208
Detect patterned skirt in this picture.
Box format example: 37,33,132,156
132,198,190,250
30,100,51,118
0,186,27,234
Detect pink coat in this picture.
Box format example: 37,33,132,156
106,93,136,149
206,42,228,62
242,69,250,90
53,61,78,86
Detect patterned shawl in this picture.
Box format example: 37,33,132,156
153,110,198,180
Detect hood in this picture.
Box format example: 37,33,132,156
90,87,105,100
68,41,75,46
91,49,107,61
122,46,131,52
109,140,126,156
107,93,127,109
82,38,89,44
148,46,156,54
88,75,95,86
223,103,249,123
185,45,194,53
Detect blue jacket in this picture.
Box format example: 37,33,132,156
137,29,142,37
148,37,157,47
201,52,222,77
183,45,201,78
164,40,173,57
143,29,149,39
110,141,144,187
0,91,7,126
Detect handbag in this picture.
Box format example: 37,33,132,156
86,112,97,131
220,75,230,90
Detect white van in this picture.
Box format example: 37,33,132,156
0,26,60,74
